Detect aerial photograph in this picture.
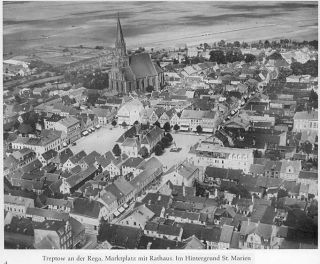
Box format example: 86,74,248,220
3,1,318,250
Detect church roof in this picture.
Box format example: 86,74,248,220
130,53,158,79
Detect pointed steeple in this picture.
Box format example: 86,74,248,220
115,13,126,55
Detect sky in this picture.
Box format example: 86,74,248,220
3,1,318,54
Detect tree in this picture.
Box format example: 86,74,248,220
196,125,203,134
146,85,154,93
163,122,171,132
233,41,240,48
134,120,139,126
302,142,313,155
154,144,163,156
112,144,121,157
244,54,256,63
154,121,160,128
209,50,225,64
121,121,128,128
165,133,173,143
309,89,318,109
161,136,170,148
111,120,117,127
138,146,149,159
173,124,180,131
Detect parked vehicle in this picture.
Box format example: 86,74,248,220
82,130,89,136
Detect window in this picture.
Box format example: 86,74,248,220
134,222,136,226
94,226,97,230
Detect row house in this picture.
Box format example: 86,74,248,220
179,110,218,132
54,116,81,144
4,194,35,217
11,130,63,158
165,209,206,225
293,110,318,133
63,150,87,171
118,204,155,229
188,142,254,173
144,221,183,241
34,220,73,249
162,161,200,187
59,166,98,194
70,198,108,234
45,198,73,213
130,157,163,197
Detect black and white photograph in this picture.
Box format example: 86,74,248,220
2,0,319,256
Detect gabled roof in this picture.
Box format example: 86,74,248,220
71,197,104,219
182,235,205,249
80,151,101,166
69,150,87,164
141,126,164,145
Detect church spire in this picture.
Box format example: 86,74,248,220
115,13,126,55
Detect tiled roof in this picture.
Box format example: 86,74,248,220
69,150,87,164
294,111,318,120
130,53,158,79
42,149,58,161
298,171,317,180
98,223,142,249
71,198,104,219
122,157,144,168
219,224,234,244
46,198,73,208
66,166,97,188
26,207,69,221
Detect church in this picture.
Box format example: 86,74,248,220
109,16,165,94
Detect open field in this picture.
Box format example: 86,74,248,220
4,2,318,56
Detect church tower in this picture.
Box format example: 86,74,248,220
114,14,129,67
109,14,131,93
108,14,164,94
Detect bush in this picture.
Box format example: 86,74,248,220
111,120,117,127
